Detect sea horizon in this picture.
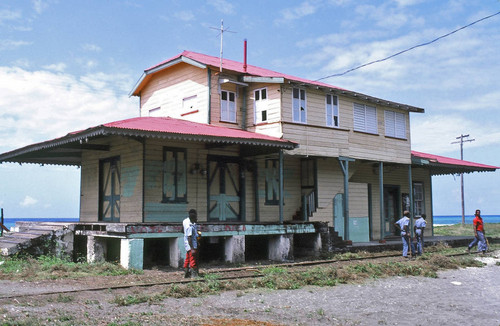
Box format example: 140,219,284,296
2,215,499,231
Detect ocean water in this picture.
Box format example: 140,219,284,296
1,217,78,231
433,215,500,225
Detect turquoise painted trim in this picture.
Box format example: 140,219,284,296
128,239,144,270
144,203,187,222
128,233,184,239
408,165,414,237
379,162,384,239
349,217,370,242
279,150,284,224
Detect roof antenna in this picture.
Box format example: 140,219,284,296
210,19,236,72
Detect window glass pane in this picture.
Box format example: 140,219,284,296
255,90,260,101
229,92,235,102
221,91,227,101
261,88,267,99
293,88,299,99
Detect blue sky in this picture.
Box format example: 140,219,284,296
0,0,499,218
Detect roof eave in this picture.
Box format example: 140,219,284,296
130,56,208,96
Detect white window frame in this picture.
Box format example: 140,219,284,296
413,182,424,216
220,90,236,123
353,103,377,134
254,87,268,124
292,87,307,123
325,94,339,127
384,110,407,139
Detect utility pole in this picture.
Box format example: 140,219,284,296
451,134,475,224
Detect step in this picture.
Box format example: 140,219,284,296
0,242,20,256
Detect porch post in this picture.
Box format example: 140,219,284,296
338,157,354,241
379,162,384,240
408,165,414,237
279,150,284,224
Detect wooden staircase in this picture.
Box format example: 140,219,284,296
0,222,75,257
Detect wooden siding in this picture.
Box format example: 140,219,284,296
280,85,411,164
139,63,209,123
80,136,143,223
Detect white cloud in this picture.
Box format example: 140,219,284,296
20,195,38,207
81,43,102,52
0,39,32,51
32,0,49,15
0,9,22,24
174,11,195,22
275,1,320,25
42,63,66,72
207,0,235,15
0,67,138,151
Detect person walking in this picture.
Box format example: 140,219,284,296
467,209,488,254
395,211,414,258
183,209,199,277
414,214,427,255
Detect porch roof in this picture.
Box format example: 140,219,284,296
130,51,424,113
411,150,499,175
0,117,298,166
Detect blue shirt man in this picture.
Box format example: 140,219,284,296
414,214,427,255
395,211,413,258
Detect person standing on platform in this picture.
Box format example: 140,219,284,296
467,209,488,254
414,214,427,255
395,211,414,258
183,209,199,277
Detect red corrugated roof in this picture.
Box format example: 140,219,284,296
146,50,344,90
411,150,499,170
102,116,294,144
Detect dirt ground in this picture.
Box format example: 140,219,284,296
0,253,499,326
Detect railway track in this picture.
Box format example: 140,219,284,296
0,250,480,300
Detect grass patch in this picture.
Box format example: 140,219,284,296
0,254,142,281
434,223,500,237
115,250,485,305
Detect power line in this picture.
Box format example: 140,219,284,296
316,10,500,81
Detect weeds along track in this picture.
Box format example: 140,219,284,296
0,251,475,300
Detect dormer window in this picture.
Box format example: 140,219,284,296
221,90,236,123
254,88,268,124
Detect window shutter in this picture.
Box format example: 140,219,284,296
365,105,377,134
385,110,395,137
395,112,406,139
353,103,366,131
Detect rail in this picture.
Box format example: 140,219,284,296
0,250,479,300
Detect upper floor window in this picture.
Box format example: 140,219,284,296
325,94,339,127
385,110,406,139
163,147,187,203
221,90,236,123
254,88,268,124
353,103,377,134
292,88,306,123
